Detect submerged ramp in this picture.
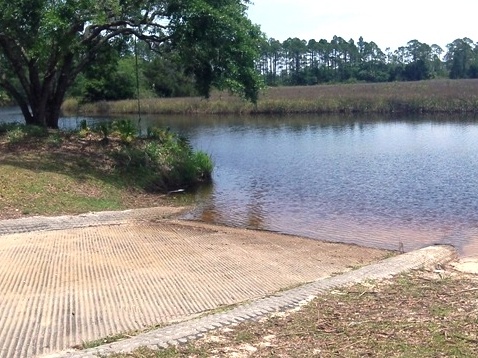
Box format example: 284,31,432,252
0,216,387,358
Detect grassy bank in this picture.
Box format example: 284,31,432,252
63,79,478,116
0,123,212,219
108,269,478,357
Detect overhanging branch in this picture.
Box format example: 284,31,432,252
0,35,31,97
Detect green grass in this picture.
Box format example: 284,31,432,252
0,158,124,217
78,333,132,350
0,124,211,219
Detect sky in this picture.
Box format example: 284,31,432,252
246,0,477,52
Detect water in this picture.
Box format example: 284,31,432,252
0,107,110,130
141,114,478,256
3,109,478,256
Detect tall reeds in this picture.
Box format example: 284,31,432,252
62,79,478,116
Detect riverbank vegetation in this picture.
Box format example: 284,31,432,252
63,79,478,116
0,122,212,219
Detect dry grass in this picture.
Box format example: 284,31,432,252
109,269,478,357
63,79,478,116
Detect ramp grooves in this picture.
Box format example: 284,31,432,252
0,221,385,357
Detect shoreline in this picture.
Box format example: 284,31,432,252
62,79,478,117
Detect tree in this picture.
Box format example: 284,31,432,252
69,38,137,102
445,38,475,79
0,0,263,128
257,38,283,86
143,51,197,97
400,40,432,81
282,37,307,85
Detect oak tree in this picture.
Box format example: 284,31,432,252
0,0,263,128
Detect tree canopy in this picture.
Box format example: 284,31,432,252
256,35,478,86
0,0,264,128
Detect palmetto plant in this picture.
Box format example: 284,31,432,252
113,119,138,143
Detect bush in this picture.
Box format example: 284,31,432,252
5,126,26,143
2,124,48,144
23,125,49,138
46,132,63,147
146,127,174,143
0,123,20,135
92,122,113,141
0,122,212,193
112,119,137,143
113,127,213,192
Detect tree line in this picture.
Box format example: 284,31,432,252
68,35,478,104
257,36,478,86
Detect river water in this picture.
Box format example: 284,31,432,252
3,109,478,256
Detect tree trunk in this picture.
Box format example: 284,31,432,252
21,91,63,129
45,98,62,129
13,94,35,126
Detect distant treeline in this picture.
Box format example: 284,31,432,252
5,35,475,106
66,35,477,103
256,36,478,85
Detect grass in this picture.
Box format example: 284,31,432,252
107,269,478,357
0,123,211,219
77,333,133,350
63,79,478,116
0,145,127,218
0,162,123,216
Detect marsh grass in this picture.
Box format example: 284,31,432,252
63,79,478,116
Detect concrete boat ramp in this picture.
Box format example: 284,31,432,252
0,208,462,357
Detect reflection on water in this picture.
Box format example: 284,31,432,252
2,109,478,256
148,114,478,257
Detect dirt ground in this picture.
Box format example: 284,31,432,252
109,267,478,358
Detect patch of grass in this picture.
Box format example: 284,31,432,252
46,131,63,147
110,346,202,358
2,124,48,144
75,333,132,350
108,270,478,358
0,125,211,219
0,161,124,217
234,330,255,344
5,126,26,143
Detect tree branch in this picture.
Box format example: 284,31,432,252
0,35,31,96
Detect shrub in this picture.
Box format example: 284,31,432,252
146,127,174,143
113,127,213,192
192,151,214,180
46,132,63,147
113,119,138,143
5,126,26,143
0,123,20,135
3,124,48,144
23,125,48,138
93,122,113,141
